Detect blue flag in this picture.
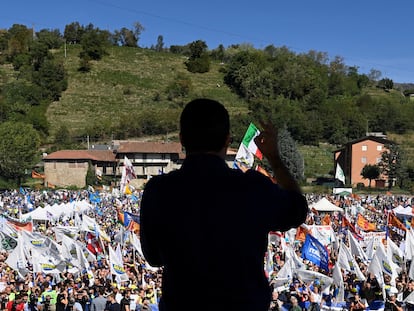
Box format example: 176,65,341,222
301,234,329,272
125,211,140,224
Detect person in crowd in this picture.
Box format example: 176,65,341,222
55,284,68,311
268,290,283,311
104,294,120,311
384,292,402,311
119,291,130,311
72,293,83,311
90,288,107,311
289,296,301,311
349,293,367,311
140,98,308,311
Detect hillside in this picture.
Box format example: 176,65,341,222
47,45,247,139
2,44,413,181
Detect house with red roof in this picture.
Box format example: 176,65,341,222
43,141,237,188
43,149,117,188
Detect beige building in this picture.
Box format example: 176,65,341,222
43,150,116,188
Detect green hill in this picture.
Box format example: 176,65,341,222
2,44,413,183
47,45,247,138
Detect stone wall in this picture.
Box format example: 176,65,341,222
44,161,88,188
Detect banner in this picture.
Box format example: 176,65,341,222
301,234,329,272
357,213,377,232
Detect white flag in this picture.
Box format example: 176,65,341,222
131,232,144,258
335,163,345,184
367,252,385,299
387,237,404,267
405,228,414,261
273,257,294,287
332,263,345,302
31,249,66,274
81,215,110,241
234,143,254,168
75,241,95,286
340,242,366,281
120,156,136,194
295,269,333,292
348,231,369,264
5,233,30,277
337,243,351,271
108,245,128,282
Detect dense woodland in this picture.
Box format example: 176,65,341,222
1,22,414,190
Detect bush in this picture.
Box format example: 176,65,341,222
185,54,210,73
166,73,192,100
356,182,365,190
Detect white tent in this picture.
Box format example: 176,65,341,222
21,200,93,221
392,205,413,217
310,197,344,212
21,207,50,221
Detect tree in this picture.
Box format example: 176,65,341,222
114,28,137,47
0,122,40,183
6,24,33,61
277,126,304,181
33,59,68,101
155,35,164,52
132,22,145,46
79,26,109,61
36,28,63,49
377,78,394,90
210,44,225,62
86,161,97,186
54,124,72,147
185,40,210,73
368,69,382,83
64,22,84,44
378,143,402,189
361,164,380,187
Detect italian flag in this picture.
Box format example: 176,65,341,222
242,123,263,160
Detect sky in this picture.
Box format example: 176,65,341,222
1,0,414,83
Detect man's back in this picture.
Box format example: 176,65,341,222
91,296,107,311
141,154,308,310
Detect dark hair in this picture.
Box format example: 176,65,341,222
180,98,230,153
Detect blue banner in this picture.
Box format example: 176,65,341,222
301,234,329,272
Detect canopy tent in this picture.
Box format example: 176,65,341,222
310,197,344,212
21,206,50,221
392,205,413,217
21,200,93,221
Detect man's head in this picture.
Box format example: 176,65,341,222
180,98,230,155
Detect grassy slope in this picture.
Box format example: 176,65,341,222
47,45,246,137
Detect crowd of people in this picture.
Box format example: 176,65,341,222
0,188,413,310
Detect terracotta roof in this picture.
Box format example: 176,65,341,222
333,135,394,153
44,150,116,162
116,141,183,154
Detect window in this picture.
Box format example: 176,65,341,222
362,145,367,151
377,145,382,151
361,157,367,164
